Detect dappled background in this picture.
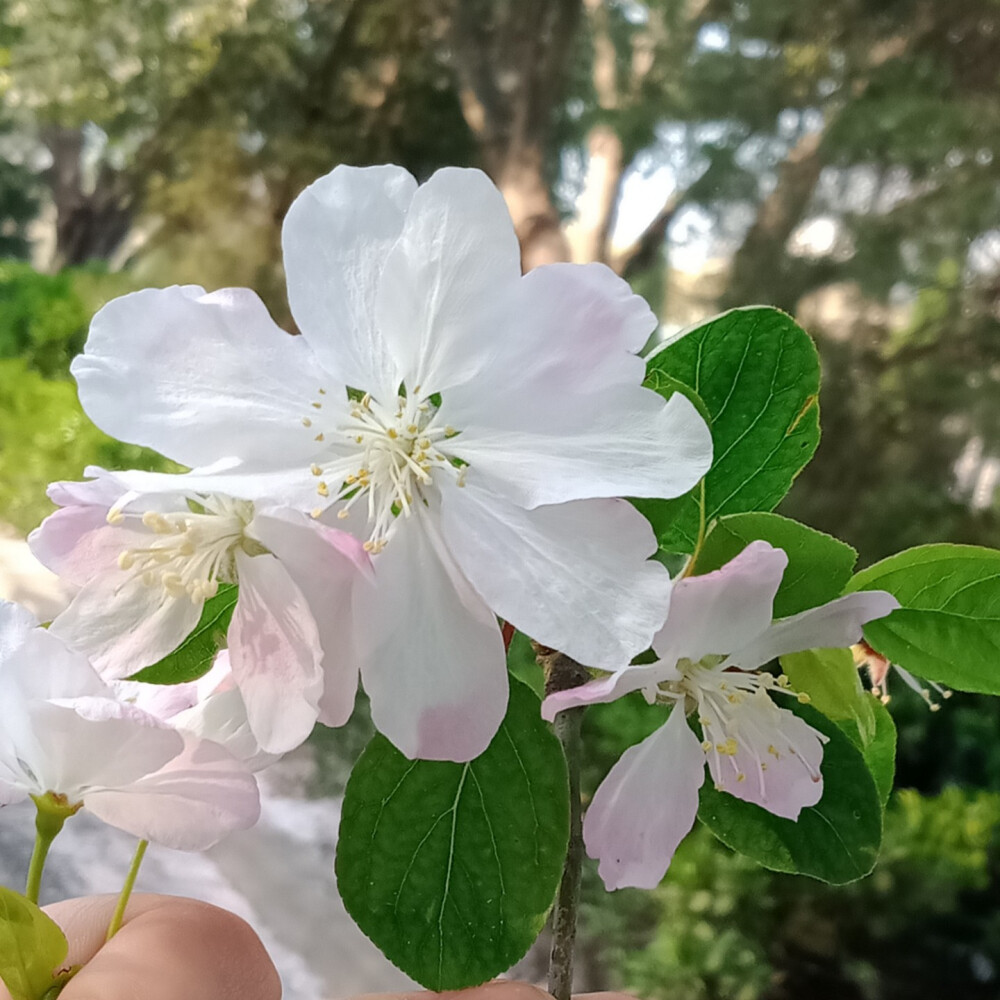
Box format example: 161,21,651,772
1,1,999,997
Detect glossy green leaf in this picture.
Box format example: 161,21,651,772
336,679,569,990
641,307,821,553
130,584,238,684
847,544,1000,694
698,703,882,884
840,696,896,807
781,648,875,745
697,513,857,617
0,887,69,1000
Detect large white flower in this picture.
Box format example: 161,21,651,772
0,599,259,851
542,541,900,891
70,165,712,762
29,469,370,755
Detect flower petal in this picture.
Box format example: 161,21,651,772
86,736,260,850
49,575,203,679
583,706,705,890
446,386,712,508
441,483,672,669
0,598,39,661
703,693,826,819
731,591,901,671
374,167,522,395
227,551,324,754
282,164,416,404
356,512,508,762
655,541,788,663
541,660,681,722
445,262,653,414
247,507,371,728
72,285,326,468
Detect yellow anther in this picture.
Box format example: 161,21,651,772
118,552,135,570
311,464,322,476
796,692,811,704
418,438,431,450
318,388,327,395
361,393,371,408
444,426,457,437
346,475,357,485
768,744,780,758
302,417,312,428
407,424,418,434
310,507,322,519
701,740,712,752
363,541,374,552
387,428,398,439
315,433,325,442
106,509,125,525
337,509,349,520
355,435,364,444
312,401,322,409
716,738,738,756
736,773,746,783
317,482,329,497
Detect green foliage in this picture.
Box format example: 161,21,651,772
0,886,69,1000
781,648,876,747
697,512,857,617
639,308,821,554
698,704,884,884
336,679,569,990
130,584,239,684
0,359,171,533
849,544,1000,694
618,787,1000,1000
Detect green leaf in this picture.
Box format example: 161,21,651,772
697,513,857,617
844,697,896,808
780,648,875,745
641,307,821,553
698,703,882,884
847,544,1000,694
0,886,69,1000
506,631,544,698
336,679,570,990
129,584,238,684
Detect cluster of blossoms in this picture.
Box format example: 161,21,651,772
1,164,897,891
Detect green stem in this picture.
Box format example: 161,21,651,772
26,798,73,905
548,704,585,1000
106,840,148,941
681,479,708,578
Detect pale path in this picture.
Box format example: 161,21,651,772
0,530,415,999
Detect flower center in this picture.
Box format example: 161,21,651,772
112,495,255,603
308,389,463,553
657,658,817,787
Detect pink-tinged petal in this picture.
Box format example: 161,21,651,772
72,285,328,469
703,692,826,819
228,551,324,754
247,507,370,729
540,660,681,722
283,164,416,404
654,541,788,664
441,482,672,669
446,385,712,509
584,706,705,891
50,575,203,679
730,591,901,671
85,737,261,850
42,698,184,794
374,168,522,396
444,263,653,418
29,505,141,584
356,513,508,762
0,699,180,802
